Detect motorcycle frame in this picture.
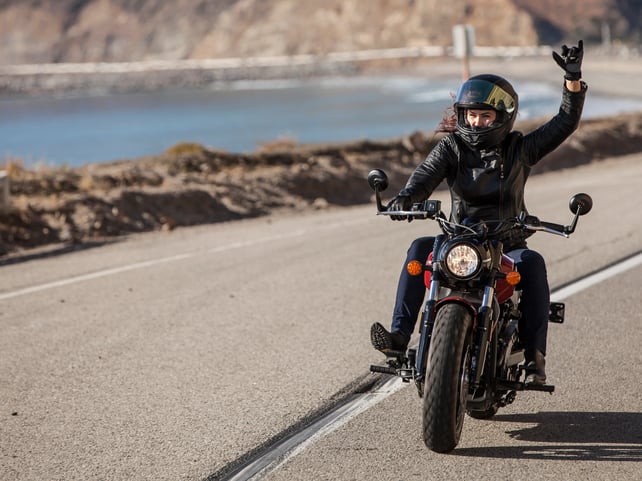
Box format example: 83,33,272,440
413,233,507,399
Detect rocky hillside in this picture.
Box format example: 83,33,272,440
2,112,642,257
0,0,639,65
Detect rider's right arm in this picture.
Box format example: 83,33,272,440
398,135,457,202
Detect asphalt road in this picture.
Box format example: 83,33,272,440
1,155,641,481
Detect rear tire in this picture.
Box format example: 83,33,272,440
422,303,473,453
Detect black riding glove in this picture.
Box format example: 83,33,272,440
386,195,412,221
552,40,583,81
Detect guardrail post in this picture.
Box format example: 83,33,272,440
0,170,10,213
453,24,475,80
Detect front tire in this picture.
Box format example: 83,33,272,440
422,303,473,453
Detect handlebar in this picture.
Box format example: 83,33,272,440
378,200,443,220
517,214,569,237
368,168,591,239
378,200,576,238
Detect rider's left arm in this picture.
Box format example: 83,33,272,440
517,79,587,165
565,79,582,92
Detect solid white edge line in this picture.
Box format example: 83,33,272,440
0,253,194,301
0,216,372,301
551,251,642,301
0,230,308,301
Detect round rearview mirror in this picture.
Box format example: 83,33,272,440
367,169,389,192
569,193,593,216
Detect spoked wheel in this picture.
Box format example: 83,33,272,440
422,303,473,453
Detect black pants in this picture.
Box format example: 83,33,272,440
390,236,550,355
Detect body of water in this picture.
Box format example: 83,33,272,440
2,75,641,167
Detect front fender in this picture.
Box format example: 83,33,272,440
436,296,479,324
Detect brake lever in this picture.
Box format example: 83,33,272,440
379,210,434,219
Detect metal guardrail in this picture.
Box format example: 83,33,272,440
0,46,551,76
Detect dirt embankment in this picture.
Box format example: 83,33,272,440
1,111,641,257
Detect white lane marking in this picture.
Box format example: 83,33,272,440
227,377,405,481
0,214,375,301
0,253,194,301
0,230,306,301
204,230,306,255
0,211,377,301
551,251,642,301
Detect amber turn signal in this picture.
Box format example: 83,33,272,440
407,260,424,276
505,271,521,286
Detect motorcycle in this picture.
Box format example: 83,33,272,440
367,169,592,453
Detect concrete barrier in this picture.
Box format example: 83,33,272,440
0,46,548,76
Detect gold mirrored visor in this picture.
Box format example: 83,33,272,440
455,80,516,114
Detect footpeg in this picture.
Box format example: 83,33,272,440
371,348,415,380
370,364,397,375
549,302,565,323
498,379,555,393
524,383,555,393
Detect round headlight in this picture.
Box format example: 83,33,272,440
445,243,480,279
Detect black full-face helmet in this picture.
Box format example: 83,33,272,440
454,74,518,150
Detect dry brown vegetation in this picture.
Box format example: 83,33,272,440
2,112,642,257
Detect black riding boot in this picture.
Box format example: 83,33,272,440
370,322,410,353
524,349,546,385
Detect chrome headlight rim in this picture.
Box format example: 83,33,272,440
443,242,482,280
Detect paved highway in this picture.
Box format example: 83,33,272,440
1,155,640,481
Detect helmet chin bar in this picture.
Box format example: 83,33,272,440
456,108,512,150
466,122,498,130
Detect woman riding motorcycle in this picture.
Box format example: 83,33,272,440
371,41,587,386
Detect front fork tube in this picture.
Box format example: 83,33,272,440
414,236,445,382
414,278,439,379
471,285,496,387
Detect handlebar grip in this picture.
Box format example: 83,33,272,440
540,221,565,232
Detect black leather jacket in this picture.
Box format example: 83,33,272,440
399,82,587,248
